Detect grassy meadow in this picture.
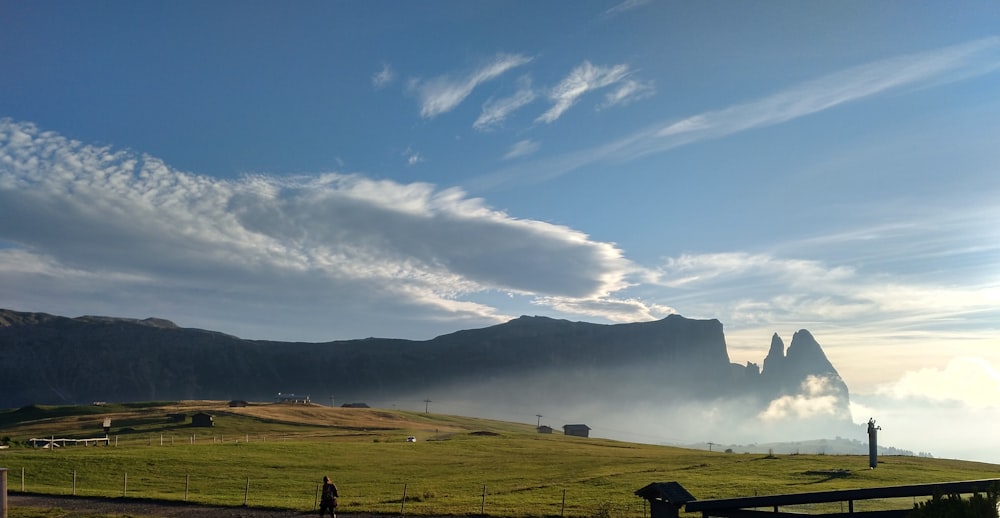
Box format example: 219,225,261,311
1,401,998,517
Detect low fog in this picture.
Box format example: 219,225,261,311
364,362,861,452
354,359,1000,465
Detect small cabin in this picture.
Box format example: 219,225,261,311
537,425,553,434
563,424,591,438
191,412,214,427
228,400,248,408
634,482,696,518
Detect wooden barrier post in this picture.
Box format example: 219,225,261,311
1,467,8,518
400,483,407,515
243,477,250,506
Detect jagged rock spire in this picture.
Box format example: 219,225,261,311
761,332,785,376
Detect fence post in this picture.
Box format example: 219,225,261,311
123,472,127,497
72,470,76,496
1,467,8,518
20,468,23,492
561,489,566,517
481,485,487,515
185,474,190,501
243,477,250,506
400,483,407,515
314,484,320,510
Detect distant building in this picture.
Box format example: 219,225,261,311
341,402,370,408
191,412,214,427
275,393,311,404
228,400,248,407
563,424,590,437
537,425,553,434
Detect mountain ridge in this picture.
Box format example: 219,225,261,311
0,308,856,443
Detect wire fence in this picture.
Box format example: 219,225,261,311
4,465,646,518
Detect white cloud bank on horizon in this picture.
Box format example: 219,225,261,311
0,118,647,340
848,357,1000,463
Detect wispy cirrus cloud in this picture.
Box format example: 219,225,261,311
598,78,655,110
537,61,631,123
372,63,395,89
604,0,651,17
503,139,540,160
0,118,637,341
474,76,537,131
409,53,533,119
475,37,1000,188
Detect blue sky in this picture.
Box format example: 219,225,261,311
2,1,999,461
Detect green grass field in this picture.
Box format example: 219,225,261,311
2,401,998,517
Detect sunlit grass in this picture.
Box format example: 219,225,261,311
2,401,998,517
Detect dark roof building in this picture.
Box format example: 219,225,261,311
562,424,591,437
191,412,214,427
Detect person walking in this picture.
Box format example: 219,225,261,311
319,475,338,518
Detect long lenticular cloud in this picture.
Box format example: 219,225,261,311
0,119,636,335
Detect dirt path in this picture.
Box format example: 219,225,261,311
8,493,322,517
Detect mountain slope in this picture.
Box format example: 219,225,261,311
0,308,855,442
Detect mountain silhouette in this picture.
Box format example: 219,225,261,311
0,308,855,441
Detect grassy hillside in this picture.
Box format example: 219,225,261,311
1,401,998,517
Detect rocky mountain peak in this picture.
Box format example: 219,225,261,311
761,332,785,376
786,329,838,376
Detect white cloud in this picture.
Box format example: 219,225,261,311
533,295,675,323
372,63,395,89
475,37,1000,188
537,61,631,123
651,37,1000,147
875,357,1000,409
503,139,540,160
403,147,424,165
0,118,634,340
409,53,533,119
759,375,846,421
474,76,537,131
598,78,655,110
850,364,1000,463
604,0,651,17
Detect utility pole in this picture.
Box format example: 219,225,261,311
330,395,335,407
536,414,543,428
707,442,716,452
423,399,431,413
